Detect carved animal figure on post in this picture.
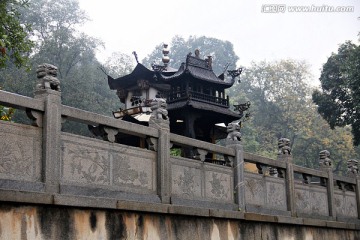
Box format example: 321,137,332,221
150,98,168,120
226,122,241,141
347,159,358,176
278,138,291,155
319,150,332,167
36,63,60,91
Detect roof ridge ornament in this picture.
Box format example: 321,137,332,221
228,67,243,83
162,44,170,68
152,43,170,75
132,51,139,63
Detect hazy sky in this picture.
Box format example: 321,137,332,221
78,0,359,84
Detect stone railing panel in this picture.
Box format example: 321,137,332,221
171,157,202,199
61,133,156,194
0,121,42,182
244,172,287,212
204,164,233,202
170,156,234,206
334,190,357,218
295,183,329,217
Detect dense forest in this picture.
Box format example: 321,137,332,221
1,0,359,174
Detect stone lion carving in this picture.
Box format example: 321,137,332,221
347,159,358,176
319,150,332,167
278,138,291,155
226,122,241,141
36,63,60,91
150,98,168,120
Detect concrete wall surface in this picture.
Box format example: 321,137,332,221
0,203,359,240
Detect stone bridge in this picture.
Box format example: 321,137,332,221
0,67,359,239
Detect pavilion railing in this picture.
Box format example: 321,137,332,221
167,90,229,107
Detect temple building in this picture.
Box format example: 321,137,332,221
107,45,246,144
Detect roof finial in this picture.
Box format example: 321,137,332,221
162,44,170,68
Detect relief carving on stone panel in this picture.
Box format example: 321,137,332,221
63,143,109,184
295,189,311,214
173,167,198,197
208,172,230,200
112,154,150,188
267,182,286,209
311,192,328,215
0,134,35,180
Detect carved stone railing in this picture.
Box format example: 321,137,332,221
0,64,359,225
243,144,360,222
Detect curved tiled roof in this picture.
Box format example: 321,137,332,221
108,63,156,90
108,54,236,90
158,55,235,87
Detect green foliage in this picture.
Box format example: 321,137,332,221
313,41,360,146
143,35,239,75
229,60,359,173
1,0,120,135
0,0,33,68
170,148,182,157
0,105,15,121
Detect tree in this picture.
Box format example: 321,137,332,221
0,0,33,68
229,59,360,172
20,0,103,79
143,35,239,75
229,60,312,154
0,0,119,133
313,41,360,146
103,52,135,78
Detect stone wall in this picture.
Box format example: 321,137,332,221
0,203,359,240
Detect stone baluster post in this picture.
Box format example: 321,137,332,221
346,159,360,219
34,64,62,193
319,150,336,219
148,98,171,204
277,138,295,216
225,123,245,211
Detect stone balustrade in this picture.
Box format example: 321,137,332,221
0,64,359,231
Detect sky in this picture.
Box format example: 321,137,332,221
78,0,360,85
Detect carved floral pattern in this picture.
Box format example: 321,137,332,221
207,172,230,200
112,154,150,188
62,144,109,184
173,168,197,197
